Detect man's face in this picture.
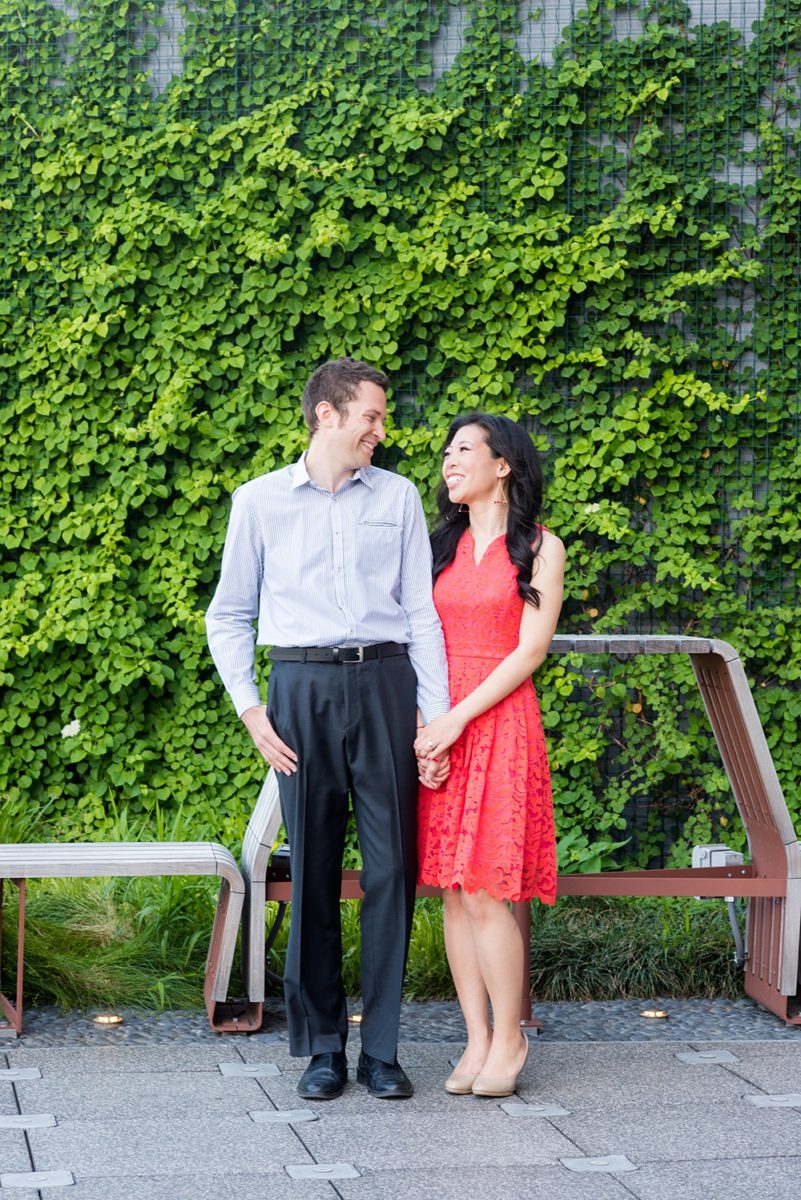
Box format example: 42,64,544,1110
325,381,388,469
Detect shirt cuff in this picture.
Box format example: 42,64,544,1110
419,701,450,724
231,685,263,719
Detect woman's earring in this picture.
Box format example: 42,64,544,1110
457,503,469,514
493,478,508,506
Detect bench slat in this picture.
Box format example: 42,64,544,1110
0,843,244,893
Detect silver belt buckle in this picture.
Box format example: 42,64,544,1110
332,646,364,663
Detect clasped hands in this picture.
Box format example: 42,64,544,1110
415,711,465,789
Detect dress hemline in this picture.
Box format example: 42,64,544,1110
417,872,556,907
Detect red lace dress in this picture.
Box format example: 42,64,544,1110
417,530,557,904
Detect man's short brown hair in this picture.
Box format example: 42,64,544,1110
301,357,390,434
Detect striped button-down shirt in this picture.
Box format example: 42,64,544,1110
205,453,450,721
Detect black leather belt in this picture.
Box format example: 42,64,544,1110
270,642,408,664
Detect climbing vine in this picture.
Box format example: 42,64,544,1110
1,0,799,863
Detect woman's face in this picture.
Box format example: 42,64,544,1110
442,423,508,507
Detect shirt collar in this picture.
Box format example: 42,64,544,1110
290,452,375,491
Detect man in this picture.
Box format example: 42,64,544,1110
206,357,449,1100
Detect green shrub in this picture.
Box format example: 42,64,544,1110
4,881,742,1009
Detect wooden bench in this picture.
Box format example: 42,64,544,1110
547,635,801,1026
0,842,246,1038
241,635,801,1030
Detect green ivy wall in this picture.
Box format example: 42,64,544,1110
1,1,799,866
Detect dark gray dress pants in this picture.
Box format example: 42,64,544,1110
268,653,418,1063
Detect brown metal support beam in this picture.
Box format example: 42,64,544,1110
0,877,24,1038
556,867,788,899
265,867,787,904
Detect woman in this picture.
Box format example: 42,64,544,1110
416,412,565,1098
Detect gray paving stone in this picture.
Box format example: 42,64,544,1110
27,1115,310,1177
516,1041,747,1108
623,1156,801,1200
16,1070,265,1121
6,1045,241,1074
549,1098,801,1162
236,1043,323,1072
398,1041,485,1069
0,1068,41,1082
501,1099,570,1117
0,1086,21,1115
298,1107,577,1169
236,1042,370,1074
28,1176,334,1200
240,1070,352,1112
718,1041,801,1094
335,1164,636,1200
0,1129,32,1172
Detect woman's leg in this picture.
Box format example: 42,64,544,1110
442,888,492,1075
460,889,528,1079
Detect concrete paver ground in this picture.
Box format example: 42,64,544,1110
2,1003,800,1198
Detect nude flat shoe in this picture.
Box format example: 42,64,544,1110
471,1034,529,1098
444,1070,479,1095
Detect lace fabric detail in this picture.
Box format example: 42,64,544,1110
418,532,557,904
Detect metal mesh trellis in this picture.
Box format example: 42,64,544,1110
2,1,798,585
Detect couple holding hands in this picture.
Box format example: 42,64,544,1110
206,357,564,1102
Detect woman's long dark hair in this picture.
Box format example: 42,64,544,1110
431,412,544,607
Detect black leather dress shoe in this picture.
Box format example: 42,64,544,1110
356,1051,413,1099
297,1051,348,1100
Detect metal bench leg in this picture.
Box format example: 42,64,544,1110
205,877,262,1033
513,900,543,1032
263,900,288,988
0,878,25,1038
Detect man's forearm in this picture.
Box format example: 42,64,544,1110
205,611,260,716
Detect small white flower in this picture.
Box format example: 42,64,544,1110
60,719,81,738
584,502,601,514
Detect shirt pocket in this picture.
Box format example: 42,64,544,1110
356,520,403,575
